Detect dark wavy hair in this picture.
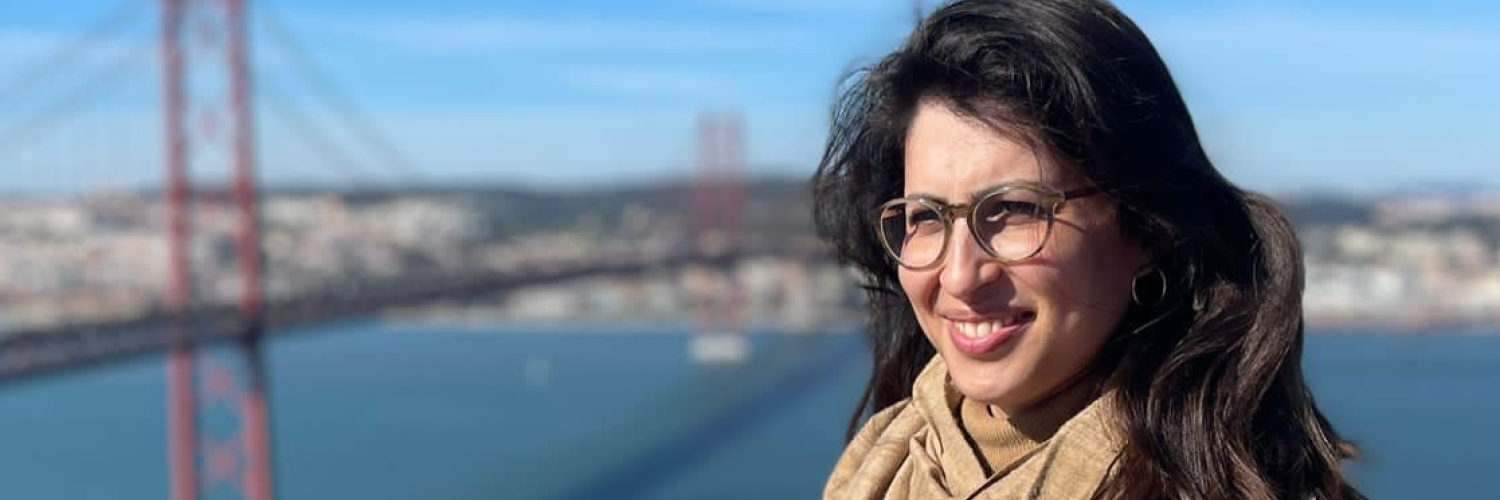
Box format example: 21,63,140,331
812,1,1364,500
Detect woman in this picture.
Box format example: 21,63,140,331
812,1,1365,500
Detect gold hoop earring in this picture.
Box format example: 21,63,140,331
1131,266,1167,307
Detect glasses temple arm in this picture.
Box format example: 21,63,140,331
1061,186,1103,200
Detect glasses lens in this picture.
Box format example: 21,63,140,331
878,200,946,268
973,189,1051,261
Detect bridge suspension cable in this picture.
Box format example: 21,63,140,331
255,0,425,184
0,0,149,108
257,75,399,187
0,41,155,166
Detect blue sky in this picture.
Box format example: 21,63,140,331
0,0,1496,194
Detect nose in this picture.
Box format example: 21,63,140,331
938,217,1006,299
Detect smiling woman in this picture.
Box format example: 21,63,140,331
812,1,1366,500
890,101,1148,416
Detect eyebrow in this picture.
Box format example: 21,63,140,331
905,192,949,203
906,182,1023,204
968,181,1034,199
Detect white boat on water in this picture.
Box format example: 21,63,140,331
689,332,750,364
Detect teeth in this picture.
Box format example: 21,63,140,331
955,320,999,338
953,313,1033,338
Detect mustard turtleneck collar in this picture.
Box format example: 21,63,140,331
955,371,1103,476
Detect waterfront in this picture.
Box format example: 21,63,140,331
7,184,1500,333
1,324,1496,500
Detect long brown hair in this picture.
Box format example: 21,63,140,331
811,1,1364,499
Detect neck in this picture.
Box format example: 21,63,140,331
958,370,1103,475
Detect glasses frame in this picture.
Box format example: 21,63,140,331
874,182,1102,270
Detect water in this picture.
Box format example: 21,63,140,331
0,324,1495,500
1304,333,1500,499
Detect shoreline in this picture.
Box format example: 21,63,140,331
374,312,1497,337
375,309,865,336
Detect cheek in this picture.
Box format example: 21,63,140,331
897,268,939,338
897,268,933,310
1023,230,1138,326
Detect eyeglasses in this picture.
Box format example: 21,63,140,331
875,182,1102,270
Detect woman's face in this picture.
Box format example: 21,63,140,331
898,100,1147,414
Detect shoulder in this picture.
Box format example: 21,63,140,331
850,399,915,450
825,399,922,498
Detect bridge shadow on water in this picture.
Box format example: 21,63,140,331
497,332,867,500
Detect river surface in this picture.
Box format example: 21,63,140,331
0,322,1495,500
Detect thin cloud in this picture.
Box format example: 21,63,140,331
0,30,67,60
558,66,744,101
299,13,827,57
699,0,896,15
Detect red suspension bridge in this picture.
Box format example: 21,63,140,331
0,2,824,499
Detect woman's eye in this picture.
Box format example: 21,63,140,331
985,201,1041,221
907,209,941,227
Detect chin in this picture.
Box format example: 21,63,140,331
943,352,1025,406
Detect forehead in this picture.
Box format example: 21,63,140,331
902,100,1068,198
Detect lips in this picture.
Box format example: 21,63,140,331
945,310,1035,357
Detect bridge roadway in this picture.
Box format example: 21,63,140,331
0,248,827,383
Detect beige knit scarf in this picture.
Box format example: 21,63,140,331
824,355,1124,500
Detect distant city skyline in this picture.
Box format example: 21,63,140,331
0,0,1496,195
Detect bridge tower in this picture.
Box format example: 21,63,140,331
689,110,749,363
161,1,274,500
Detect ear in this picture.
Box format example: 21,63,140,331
1134,236,1164,272
1118,224,1158,275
